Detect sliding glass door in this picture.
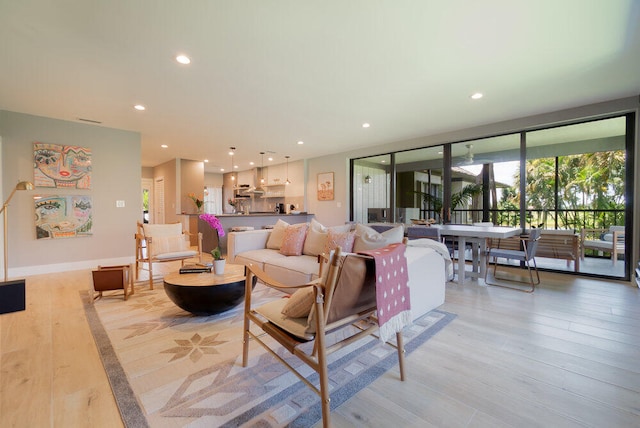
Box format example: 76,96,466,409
350,113,634,280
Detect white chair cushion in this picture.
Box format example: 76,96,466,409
154,250,198,260
149,235,189,257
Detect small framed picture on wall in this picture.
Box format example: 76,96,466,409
317,172,334,201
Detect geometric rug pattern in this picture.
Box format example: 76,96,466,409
84,281,455,427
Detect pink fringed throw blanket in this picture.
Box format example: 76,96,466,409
358,243,411,342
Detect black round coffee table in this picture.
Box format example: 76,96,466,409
163,264,256,315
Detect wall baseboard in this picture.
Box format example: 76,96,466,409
9,257,134,278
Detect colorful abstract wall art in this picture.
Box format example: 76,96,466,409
33,142,92,189
35,195,93,239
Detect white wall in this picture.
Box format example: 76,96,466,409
204,172,223,188
0,110,141,277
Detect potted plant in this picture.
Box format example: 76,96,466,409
188,193,204,213
211,247,225,274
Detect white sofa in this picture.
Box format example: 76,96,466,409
227,225,447,321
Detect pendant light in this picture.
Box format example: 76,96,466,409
285,156,291,185
260,152,265,185
229,147,236,181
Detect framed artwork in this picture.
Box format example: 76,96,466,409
35,195,93,239
317,172,334,201
33,142,92,189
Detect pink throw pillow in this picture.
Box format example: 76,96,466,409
323,230,355,254
279,223,309,256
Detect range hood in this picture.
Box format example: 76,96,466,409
242,167,266,194
233,168,266,195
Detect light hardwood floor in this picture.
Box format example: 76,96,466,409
1,266,639,427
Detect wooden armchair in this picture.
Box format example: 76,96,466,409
134,222,202,289
242,247,407,428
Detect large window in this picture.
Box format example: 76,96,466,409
395,147,443,224
352,154,391,224
350,114,633,280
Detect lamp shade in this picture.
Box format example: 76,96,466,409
16,181,34,191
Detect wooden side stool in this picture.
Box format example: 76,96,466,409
91,264,134,302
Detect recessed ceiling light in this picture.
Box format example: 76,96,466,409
204,159,209,163
134,104,146,111
297,141,304,145
268,157,273,161
381,160,386,163
249,161,254,165
362,123,370,128
176,55,191,65
161,144,168,148
471,93,483,100
220,168,225,172
233,165,238,169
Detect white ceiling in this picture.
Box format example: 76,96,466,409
1,1,639,173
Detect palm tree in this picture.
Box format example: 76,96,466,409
414,183,482,222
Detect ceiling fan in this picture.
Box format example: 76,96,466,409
463,144,474,164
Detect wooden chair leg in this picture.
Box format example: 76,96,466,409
148,262,154,290
396,331,406,381
316,327,331,428
242,273,253,367
318,358,331,428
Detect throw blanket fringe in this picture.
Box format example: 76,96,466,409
358,243,411,343
379,309,412,344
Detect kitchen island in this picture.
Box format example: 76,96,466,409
198,212,314,254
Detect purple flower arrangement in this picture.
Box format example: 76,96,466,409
199,213,225,237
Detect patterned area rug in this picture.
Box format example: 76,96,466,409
84,281,455,427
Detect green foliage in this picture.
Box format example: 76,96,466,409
211,247,223,260
142,189,149,210
414,183,483,214
503,150,625,229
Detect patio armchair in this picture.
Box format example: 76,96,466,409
485,228,542,292
580,226,625,266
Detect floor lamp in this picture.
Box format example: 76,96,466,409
1,181,34,281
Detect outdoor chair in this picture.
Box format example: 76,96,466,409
580,225,625,266
135,221,202,289
242,247,407,428
485,228,542,292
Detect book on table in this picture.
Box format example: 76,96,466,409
179,264,212,274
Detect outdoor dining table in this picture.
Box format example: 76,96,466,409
433,225,522,284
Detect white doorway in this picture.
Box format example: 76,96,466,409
154,177,165,224
142,178,153,223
